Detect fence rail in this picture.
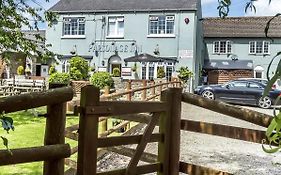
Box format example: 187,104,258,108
0,80,274,175
0,86,73,175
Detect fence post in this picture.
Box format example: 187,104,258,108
159,81,163,93
127,80,132,101
100,86,109,132
158,87,182,175
151,81,155,100
44,87,68,175
142,80,147,100
77,85,100,175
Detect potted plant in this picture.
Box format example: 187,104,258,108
157,67,165,79
177,66,193,92
48,72,70,89
16,65,25,79
90,72,114,90
69,56,89,81
112,67,121,77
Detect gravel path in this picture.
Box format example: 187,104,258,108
97,102,281,174
179,102,281,175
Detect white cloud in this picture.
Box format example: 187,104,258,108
246,0,281,16
201,0,216,5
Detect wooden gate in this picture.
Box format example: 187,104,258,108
76,85,182,175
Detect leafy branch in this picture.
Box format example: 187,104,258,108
0,112,14,152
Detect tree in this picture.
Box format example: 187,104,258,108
0,0,56,150
0,0,57,57
217,0,281,153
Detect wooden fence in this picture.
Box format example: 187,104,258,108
0,80,275,175
0,87,73,175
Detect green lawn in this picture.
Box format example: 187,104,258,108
0,108,79,175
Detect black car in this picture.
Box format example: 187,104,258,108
194,80,281,109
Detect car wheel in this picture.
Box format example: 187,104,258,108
258,96,272,109
201,90,215,100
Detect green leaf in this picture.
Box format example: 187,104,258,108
262,141,281,153
266,118,277,138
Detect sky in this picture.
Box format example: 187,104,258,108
34,0,281,29
202,0,281,17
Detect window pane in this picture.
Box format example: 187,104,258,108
71,19,78,35
226,41,231,53
233,82,247,88
263,41,269,54
142,66,146,79
149,21,158,34
117,21,124,36
148,63,154,80
214,41,219,53
255,72,262,78
64,23,71,35
256,41,263,53
108,21,116,35
249,41,255,54
166,21,174,34
158,16,165,34
220,41,226,53
166,66,173,81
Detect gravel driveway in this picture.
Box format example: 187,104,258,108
180,102,281,175
97,102,281,175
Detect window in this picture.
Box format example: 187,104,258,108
141,63,147,80
63,18,85,36
107,16,124,37
249,41,270,54
213,41,232,54
148,63,155,80
232,81,247,88
148,15,175,35
166,62,174,81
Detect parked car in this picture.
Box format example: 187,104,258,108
238,78,281,90
194,80,281,109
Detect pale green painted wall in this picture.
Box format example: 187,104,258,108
46,9,203,87
204,38,281,78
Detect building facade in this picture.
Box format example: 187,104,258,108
203,17,281,84
46,0,203,86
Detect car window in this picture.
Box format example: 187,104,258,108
248,82,262,89
232,82,247,88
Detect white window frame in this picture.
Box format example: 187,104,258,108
63,17,85,37
148,15,175,37
248,41,270,55
107,16,124,38
213,40,232,54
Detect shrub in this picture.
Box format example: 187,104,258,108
69,56,89,80
112,67,120,77
17,66,24,75
177,67,193,83
48,72,70,84
90,72,114,89
48,65,56,75
157,67,165,78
